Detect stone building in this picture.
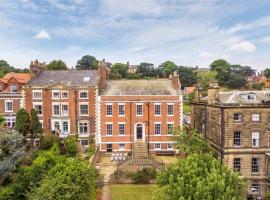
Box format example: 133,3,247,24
0,72,31,128
23,60,108,145
97,73,182,156
191,83,270,199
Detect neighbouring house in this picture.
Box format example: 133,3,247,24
191,82,270,199
0,72,31,128
97,72,183,156
127,62,139,74
183,86,196,99
23,60,108,146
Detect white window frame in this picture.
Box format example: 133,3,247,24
167,143,173,150
119,143,125,150
5,100,13,112
52,90,60,99
52,103,60,116
33,102,43,116
154,143,161,150
106,103,113,116
154,103,161,116
167,103,174,116
167,122,174,135
80,139,89,146
32,90,42,99
136,103,143,116
79,103,89,116
252,113,260,122
233,113,242,122
154,122,161,135
79,90,88,99
252,132,260,148
106,123,113,136
61,103,69,116
10,84,17,93
118,103,125,116
118,122,125,136
78,121,89,135
39,120,43,128
61,90,68,99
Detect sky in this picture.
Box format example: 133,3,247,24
1,0,270,70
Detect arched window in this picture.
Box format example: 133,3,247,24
54,122,60,131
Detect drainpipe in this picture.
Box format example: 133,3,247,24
147,102,150,158
221,107,225,164
130,102,133,158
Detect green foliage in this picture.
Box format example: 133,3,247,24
137,62,156,77
183,102,191,114
126,73,141,79
0,113,5,127
64,136,78,157
15,108,31,136
27,158,97,200
110,63,128,78
132,168,157,184
196,71,217,91
210,59,231,85
187,91,195,103
109,72,122,80
30,109,42,138
155,153,246,200
251,83,263,90
159,61,178,77
45,60,68,70
39,134,61,150
0,60,29,78
177,66,197,88
76,55,98,70
264,68,270,78
227,73,246,88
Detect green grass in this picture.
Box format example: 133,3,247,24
111,184,156,200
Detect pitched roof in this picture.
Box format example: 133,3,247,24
29,70,99,86
0,73,31,84
203,90,270,104
103,79,178,95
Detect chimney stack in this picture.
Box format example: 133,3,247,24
29,59,45,78
194,84,202,102
170,71,180,91
207,82,220,104
98,59,108,91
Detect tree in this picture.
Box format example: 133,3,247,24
46,60,68,70
243,66,256,77
137,62,156,77
196,71,217,92
159,61,178,77
264,68,270,78
155,129,246,200
0,60,29,77
177,66,197,88
15,108,31,136
27,157,97,200
30,109,42,138
155,153,246,200
210,59,231,85
110,63,128,78
227,73,246,89
0,114,5,127
76,55,98,70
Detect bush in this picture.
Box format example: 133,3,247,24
126,73,141,79
39,134,60,150
109,72,122,80
64,136,78,157
132,168,157,184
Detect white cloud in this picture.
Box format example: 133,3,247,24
33,30,51,40
261,36,270,43
229,41,256,52
199,52,217,59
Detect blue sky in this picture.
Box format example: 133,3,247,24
1,0,270,70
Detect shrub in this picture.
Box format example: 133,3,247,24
132,168,156,184
126,73,141,79
39,134,60,150
64,136,78,157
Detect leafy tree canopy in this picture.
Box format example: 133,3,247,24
45,60,68,70
76,55,98,70
15,108,31,136
177,66,197,88
159,61,178,77
264,68,270,78
110,63,128,78
137,62,156,77
0,60,29,78
196,71,217,91
30,109,42,138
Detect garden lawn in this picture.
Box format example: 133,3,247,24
111,184,156,200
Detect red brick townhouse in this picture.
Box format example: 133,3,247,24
0,72,31,128
23,60,108,145
97,73,182,155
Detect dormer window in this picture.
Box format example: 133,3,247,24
247,93,256,101
10,84,17,93
0,84,2,92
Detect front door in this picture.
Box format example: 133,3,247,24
136,124,143,140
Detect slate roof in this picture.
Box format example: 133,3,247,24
103,79,178,95
29,70,99,86
203,91,270,104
